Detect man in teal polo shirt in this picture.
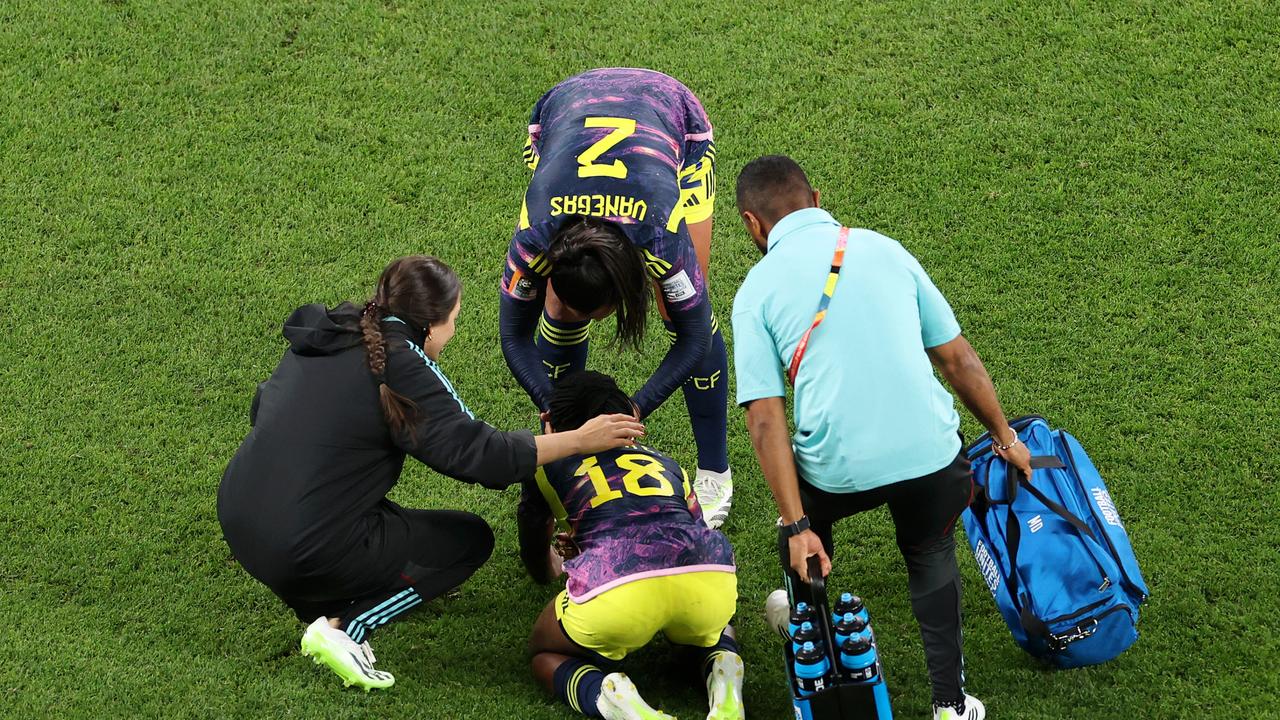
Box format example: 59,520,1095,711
731,156,1031,720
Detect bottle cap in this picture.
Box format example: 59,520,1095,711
841,636,873,655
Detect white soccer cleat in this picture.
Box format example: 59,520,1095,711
695,468,733,529
764,588,792,640
300,617,394,691
596,672,677,720
705,652,745,720
933,693,985,720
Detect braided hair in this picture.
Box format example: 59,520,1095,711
548,217,648,348
359,255,461,440
547,370,635,432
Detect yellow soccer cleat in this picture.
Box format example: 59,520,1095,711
300,617,394,691
705,651,745,720
597,672,678,720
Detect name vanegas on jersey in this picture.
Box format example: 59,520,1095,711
549,194,649,222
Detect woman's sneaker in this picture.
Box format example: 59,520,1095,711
300,617,394,690
764,588,791,639
933,693,985,720
596,672,676,720
705,652,745,720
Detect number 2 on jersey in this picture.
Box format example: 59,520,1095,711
576,117,636,180
576,452,675,508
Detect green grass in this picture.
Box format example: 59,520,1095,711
3,0,1278,717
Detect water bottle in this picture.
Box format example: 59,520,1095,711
794,641,833,697
832,592,870,626
791,620,821,655
839,636,879,683
788,601,816,638
834,612,872,647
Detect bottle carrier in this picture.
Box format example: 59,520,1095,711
783,557,892,719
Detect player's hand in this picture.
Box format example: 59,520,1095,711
996,437,1034,481
547,545,566,577
574,413,644,453
553,531,580,561
790,529,831,583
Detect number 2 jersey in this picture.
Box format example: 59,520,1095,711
524,444,735,603
499,68,718,415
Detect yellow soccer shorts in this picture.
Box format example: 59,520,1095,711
556,570,738,661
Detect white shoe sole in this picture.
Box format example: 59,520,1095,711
706,652,745,720
597,673,676,720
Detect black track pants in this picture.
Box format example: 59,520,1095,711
779,452,973,705
282,509,494,644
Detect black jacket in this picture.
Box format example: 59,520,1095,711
217,303,536,599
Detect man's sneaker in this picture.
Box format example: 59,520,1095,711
596,672,676,720
705,652,745,720
764,588,792,640
300,617,394,691
933,693,985,720
695,468,733,529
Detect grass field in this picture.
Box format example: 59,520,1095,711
3,0,1279,717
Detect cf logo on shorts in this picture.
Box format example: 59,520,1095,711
692,370,721,390
544,361,572,379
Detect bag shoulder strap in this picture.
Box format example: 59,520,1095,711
787,227,850,385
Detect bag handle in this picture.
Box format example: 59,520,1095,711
1000,458,1099,643
787,227,850,385
1003,457,1096,542
805,555,841,668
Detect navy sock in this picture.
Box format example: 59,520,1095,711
552,658,605,718
667,318,729,472
698,630,741,682
536,311,590,383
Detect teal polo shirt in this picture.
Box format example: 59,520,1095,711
731,208,963,494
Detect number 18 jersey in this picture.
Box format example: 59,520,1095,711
533,444,736,603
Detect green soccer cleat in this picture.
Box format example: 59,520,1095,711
695,468,733,530
705,651,745,720
300,617,395,691
933,693,985,720
597,672,678,720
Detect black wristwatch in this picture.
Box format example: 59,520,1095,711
781,515,811,537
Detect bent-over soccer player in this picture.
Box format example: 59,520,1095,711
519,371,744,720
499,67,734,528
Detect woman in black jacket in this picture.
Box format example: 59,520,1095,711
217,255,643,690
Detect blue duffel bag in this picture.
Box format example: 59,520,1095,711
963,416,1149,668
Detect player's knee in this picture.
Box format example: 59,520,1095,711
903,545,960,600
459,513,495,567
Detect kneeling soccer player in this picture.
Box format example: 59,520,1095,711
519,371,744,720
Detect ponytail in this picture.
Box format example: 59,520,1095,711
360,301,419,441
358,255,461,443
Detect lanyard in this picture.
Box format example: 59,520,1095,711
787,227,850,385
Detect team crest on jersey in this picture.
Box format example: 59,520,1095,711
513,276,537,300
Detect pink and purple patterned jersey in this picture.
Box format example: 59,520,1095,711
501,68,716,316
532,444,735,603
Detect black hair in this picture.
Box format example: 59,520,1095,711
547,370,634,432
735,155,816,225
548,217,648,347
360,255,461,439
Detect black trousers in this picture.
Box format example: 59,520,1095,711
281,509,494,644
780,452,973,705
